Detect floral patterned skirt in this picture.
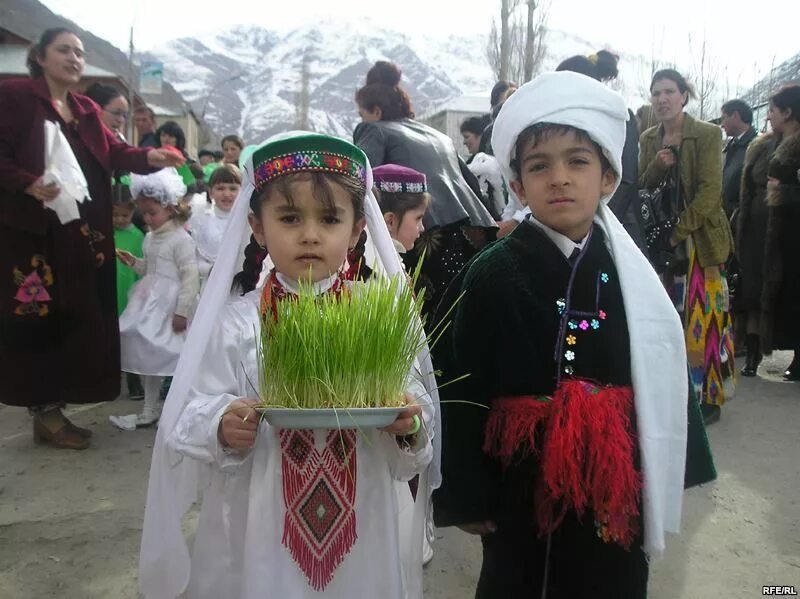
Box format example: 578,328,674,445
0,215,120,407
664,244,736,406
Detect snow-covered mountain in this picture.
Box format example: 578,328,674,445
142,19,653,145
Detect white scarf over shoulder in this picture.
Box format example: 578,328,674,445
492,71,688,557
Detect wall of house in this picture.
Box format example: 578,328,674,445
421,109,485,158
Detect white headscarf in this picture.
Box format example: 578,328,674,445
130,168,187,207
491,72,688,557
139,131,441,598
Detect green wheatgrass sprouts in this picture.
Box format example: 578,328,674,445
257,272,430,410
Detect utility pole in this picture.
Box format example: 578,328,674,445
127,26,135,142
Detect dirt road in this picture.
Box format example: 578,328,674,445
1,354,798,599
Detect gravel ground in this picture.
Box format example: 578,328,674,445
1,353,798,598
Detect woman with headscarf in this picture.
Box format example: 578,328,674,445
0,28,183,449
353,61,497,319
639,69,734,426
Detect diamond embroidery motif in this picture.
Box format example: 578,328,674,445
280,429,358,591
299,480,344,544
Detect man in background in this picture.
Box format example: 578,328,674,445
134,106,158,148
721,99,758,217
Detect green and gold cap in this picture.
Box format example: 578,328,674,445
250,134,368,191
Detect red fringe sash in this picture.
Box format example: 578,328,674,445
483,379,642,548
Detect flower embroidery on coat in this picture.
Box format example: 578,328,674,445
566,335,577,346
13,255,54,317
80,224,107,267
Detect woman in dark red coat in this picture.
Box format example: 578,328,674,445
0,28,183,449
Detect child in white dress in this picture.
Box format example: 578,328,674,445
112,168,199,429
139,134,438,599
189,163,241,292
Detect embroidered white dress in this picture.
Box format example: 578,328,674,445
167,284,433,599
120,220,199,376
190,206,232,293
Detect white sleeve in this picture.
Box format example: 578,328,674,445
382,372,434,482
132,235,148,276
173,234,200,318
166,314,253,470
197,254,213,278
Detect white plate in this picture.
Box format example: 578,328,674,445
256,407,403,430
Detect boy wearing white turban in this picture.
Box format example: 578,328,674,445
432,72,715,598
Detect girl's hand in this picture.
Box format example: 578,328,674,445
655,148,677,169
219,398,260,450
381,394,422,436
172,315,188,332
115,248,136,267
457,521,497,536
147,148,185,169
25,178,60,202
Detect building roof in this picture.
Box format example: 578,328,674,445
0,44,118,79
0,1,203,125
419,93,489,119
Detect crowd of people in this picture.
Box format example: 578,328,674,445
0,26,798,599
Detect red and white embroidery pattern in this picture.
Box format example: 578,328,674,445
279,429,358,591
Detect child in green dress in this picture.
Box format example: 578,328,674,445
113,185,145,399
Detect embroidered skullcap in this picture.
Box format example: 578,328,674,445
248,134,368,191
130,167,187,207
372,164,428,194
491,71,629,203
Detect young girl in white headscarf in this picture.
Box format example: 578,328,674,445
112,168,199,429
432,72,714,599
138,133,439,599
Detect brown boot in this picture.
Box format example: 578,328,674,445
63,415,93,439
32,409,90,450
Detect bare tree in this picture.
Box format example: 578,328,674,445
688,32,719,120
487,0,548,84
522,0,549,82
500,0,513,81
295,54,311,131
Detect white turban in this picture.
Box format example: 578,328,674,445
491,71,630,203
493,71,690,559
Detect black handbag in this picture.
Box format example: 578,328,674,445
640,147,685,274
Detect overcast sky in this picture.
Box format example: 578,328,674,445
41,0,798,82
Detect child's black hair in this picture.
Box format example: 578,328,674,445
208,163,242,188
511,123,613,180
232,172,367,294
112,183,135,209
155,120,187,151
375,189,430,227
